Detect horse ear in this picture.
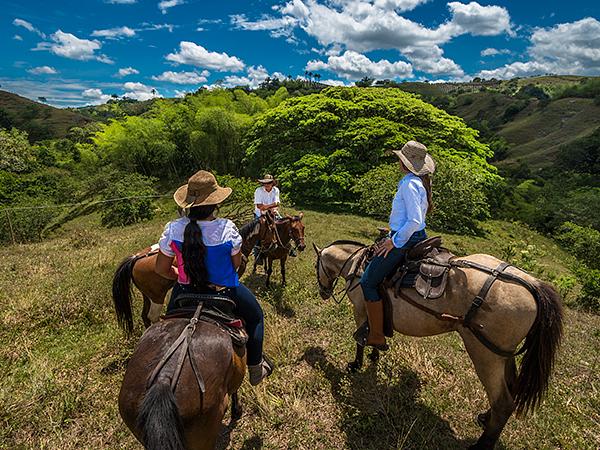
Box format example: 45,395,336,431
312,243,322,254
298,212,304,219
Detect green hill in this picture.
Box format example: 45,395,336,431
0,90,94,141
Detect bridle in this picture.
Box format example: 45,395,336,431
315,241,367,304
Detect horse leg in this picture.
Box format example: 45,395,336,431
231,391,242,421
369,348,380,362
280,255,287,286
347,344,364,373
266,258,273,288
141,295,152,328
462,333,516,450
348,288,368,372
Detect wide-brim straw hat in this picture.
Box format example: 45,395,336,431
392,140,436,176
258,174,276,184
173,170,232,209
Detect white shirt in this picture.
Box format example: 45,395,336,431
389,173,428,248
254,186,280,217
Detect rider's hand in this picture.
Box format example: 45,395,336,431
375,238,395,258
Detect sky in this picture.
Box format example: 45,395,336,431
1,0,599,107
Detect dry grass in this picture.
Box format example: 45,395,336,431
0,210,598,449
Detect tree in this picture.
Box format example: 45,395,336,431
0,128,34,172
355,76,375,87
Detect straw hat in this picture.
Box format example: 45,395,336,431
173,170,232,209
258,174,276,184
392,140,436,176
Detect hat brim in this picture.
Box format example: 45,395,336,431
393,150,436,176
258,179,275,184
173,184,232,209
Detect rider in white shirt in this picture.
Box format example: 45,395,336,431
254,174,280,218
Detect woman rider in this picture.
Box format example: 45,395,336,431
359,141,435,351
155,170,273,385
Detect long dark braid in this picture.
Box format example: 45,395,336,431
182,204,217,287
418,174,434,214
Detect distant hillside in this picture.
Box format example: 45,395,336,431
388,75,600,171
0,90,94,141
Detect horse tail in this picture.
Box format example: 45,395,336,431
514,280,563,416
137,382,185,450
112,255,142,335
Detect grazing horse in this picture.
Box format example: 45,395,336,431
253,214,306,287
112,216,275,333
118,307,246,450
313,240,563,450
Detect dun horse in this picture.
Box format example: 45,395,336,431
253,213,306,287
118,301,246,450
112,216,275,332
314,240,563,450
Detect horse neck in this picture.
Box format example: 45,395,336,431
276,221,292,245
323,244,363,279
241,221,262,255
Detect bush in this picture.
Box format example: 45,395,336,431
0,202,58,243
100,173,158,227
555,222,600,269
573,264,600,312
353,156,494,234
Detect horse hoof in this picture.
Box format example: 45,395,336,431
232,406,243,421
476,410,490,429
368,349,380,362
347,361,360,373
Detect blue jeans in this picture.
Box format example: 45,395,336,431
360,229,427,302
168,282,265,365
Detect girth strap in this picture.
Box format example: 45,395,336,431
397,290,464,323
147,303,206,396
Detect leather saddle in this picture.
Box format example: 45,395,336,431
163,293,248,346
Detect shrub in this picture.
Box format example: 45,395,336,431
0,202,58,243
353,156,494,234
573,264,600,313
100,173,158,227
555,222,600,269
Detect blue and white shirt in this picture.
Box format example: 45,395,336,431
389,173,428,248
158,217,243,287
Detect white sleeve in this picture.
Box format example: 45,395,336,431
274,187,280,204
254,188,262,205
391,180,425,248
227,220,243,255
158,222,175,257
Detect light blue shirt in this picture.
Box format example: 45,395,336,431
389,173,428,248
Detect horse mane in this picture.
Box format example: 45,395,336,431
239,218,260,239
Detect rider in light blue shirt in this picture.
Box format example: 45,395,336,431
359,141,435,351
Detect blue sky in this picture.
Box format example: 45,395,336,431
1,0,599,107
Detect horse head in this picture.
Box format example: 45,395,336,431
287,212,306,251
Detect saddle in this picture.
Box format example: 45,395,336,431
163,293,249,347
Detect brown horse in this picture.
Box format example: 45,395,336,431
112,216,276,333
253,213,306,287
118,308,246,450
314,240,563,450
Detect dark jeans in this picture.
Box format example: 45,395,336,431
360,229,427,302
168,282,265,366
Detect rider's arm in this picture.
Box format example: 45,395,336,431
229,220,243,270
155,251,179,280
231,252,242,270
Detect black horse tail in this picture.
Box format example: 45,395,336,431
137,383,185,450
112,255,143,335
514,281,563,416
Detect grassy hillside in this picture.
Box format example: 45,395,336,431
0,209,598,449
0,90,93,141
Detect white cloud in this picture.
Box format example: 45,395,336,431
321,78,348,86
34,30,113,64
479,18,600,79
306,50,413,80
82,88,112,104
28,66,58,75
446,2,513,37
481,47,510,57
139,23,176,33
158,0,184,14
151,70,209,84
174,89,194,97
220,65,286,88
236,0,511,76
13,35,23,41
105,0,137,3
166,41,245,71
13,18,45,38
123,82,162,101
91,26,136,39
116,67,139,77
